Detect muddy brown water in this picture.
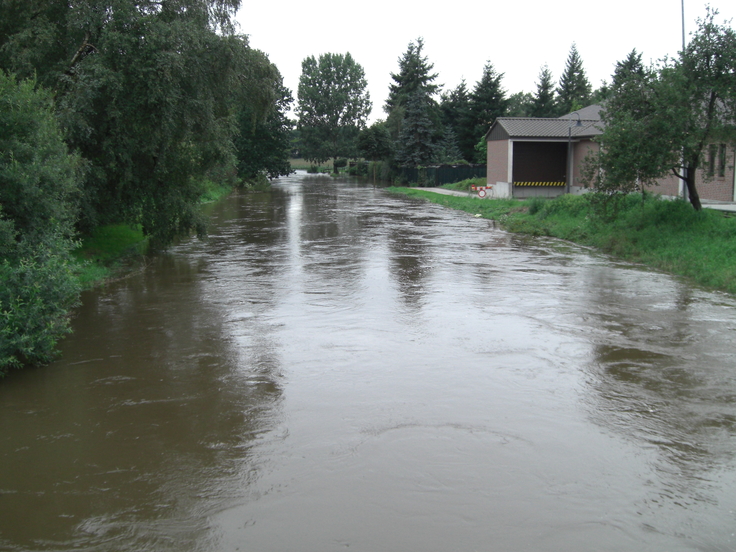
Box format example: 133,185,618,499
1,172,736,551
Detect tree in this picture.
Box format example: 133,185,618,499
395,89,437,167
435,127,463,164
297,52,371,173
557,43,592,114
358,121,393,162
358,121,393,180
507,91,534,117
385,37,440,115
440,80,474,160
584,10,736,211
0,73,82,372
234,50,294,180
468,62,507,144
384,38,440,142
0,0,264,248
530,64,558,117
612,49,645,87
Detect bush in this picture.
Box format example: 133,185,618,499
0,73,82,373
1,240,80,373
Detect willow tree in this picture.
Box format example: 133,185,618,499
0,0,283,247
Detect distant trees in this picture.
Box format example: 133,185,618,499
440,80,474,160
467,62,508,145
586,10,736,211
358,122,393,163
297,52,371,173
557,43,592,114
530,64,558,117
395,88,439,167
384,37,440,142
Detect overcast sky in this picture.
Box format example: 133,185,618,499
235,1,736,123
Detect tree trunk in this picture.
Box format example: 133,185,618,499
686,171,702,210
683,159,702,211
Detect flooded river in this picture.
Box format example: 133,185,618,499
1,172,736,551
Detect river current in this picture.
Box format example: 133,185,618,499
1,172,735,551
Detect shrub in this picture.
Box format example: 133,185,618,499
0,73,82,372
1,240,80,373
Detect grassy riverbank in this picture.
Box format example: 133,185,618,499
389,185,736,295
72,179,240,289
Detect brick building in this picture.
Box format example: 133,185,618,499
485,105,736,203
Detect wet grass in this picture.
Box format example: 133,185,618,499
72,179,236,289
72,224,149,288
388,188,736,296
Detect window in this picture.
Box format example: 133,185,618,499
718,143,726,178
708,144,717,176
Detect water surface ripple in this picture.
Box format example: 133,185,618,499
1,172,735,551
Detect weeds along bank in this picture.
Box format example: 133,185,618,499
390,187,736,296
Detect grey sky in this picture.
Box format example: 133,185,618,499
236,1,736,122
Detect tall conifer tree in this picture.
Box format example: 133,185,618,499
468,62,507,144
557,44,592,114
531,64,558,117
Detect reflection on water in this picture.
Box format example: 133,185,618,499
1,172,735,551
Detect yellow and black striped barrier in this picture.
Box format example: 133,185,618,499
513,182,566,187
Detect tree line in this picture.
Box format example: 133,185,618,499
295,38,599,171
296,14,736,210
0,0,294,372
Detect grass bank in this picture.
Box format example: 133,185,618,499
389,186,736,295
72,179,241,289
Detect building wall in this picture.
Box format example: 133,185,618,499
694,144,736,201
487,139,509,185
644,173,680,197
572,140,599,188
644,145,736,201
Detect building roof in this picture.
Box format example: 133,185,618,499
486,105,603,141
559,104,602,121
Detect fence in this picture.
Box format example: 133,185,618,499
399,164,486,187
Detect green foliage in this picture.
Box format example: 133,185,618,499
0,73,82,372
396,89,437,167
384,37,441,144
0,73,81,241
358,121,393,162
506,91,534,118
234,52,294,180
530,64,558,117
1,241,80,373
297,52,371,172
468,62,508,142
435,127,463,164
589,10,736,211
0,1,271,249
384,37,439,116
441,177,485,191
557,43,592,114
474,136,487,164
440,80,474,161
